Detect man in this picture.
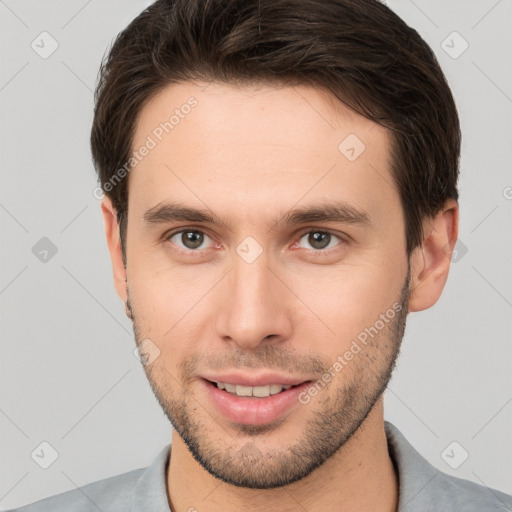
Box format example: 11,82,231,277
7,0,512,511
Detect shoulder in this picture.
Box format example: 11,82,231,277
4,443,171,512
384,421,512,512
3,468,144,512
427,470,512,511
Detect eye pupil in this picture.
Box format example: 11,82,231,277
182,231,203,249
308,232,330,249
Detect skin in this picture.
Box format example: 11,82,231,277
102,81,458,512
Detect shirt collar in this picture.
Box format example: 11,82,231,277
385,420,439,511
130,443,172,512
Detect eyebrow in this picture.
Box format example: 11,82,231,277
281,202,371,227
142,200,371,231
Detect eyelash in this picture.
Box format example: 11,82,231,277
164,228,346,256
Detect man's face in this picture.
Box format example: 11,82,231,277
120,81,411,488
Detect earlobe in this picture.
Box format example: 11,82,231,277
408,199,459,312
101,197,128,304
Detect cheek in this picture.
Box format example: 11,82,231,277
128,246,205,308
126,259,217,366
288,260,404,348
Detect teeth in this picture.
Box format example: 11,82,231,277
253,385,271,397
235,385,253,397
270,384,284,395
224,383,236,393
215,382,293,397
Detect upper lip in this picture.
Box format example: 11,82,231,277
201,372,312,387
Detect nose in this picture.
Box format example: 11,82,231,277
215,251,293,350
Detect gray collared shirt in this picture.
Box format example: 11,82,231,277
6,421,512,511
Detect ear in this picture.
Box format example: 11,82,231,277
101,196,129,307
408,199,459,312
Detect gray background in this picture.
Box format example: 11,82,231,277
1,0,511,509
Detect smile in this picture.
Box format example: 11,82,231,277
214,382,293,398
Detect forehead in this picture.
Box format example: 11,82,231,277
127,81,400,229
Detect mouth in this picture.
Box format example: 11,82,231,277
201,378,313,425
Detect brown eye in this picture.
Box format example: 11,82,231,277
297,231,343,251
308,232,330,249
167,230,214,251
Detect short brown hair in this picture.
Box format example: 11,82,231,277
90,0,460,261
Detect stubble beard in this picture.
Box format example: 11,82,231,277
127,268,410,489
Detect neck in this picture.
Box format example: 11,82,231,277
166,398,398,512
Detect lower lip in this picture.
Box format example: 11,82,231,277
201,379,311,426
